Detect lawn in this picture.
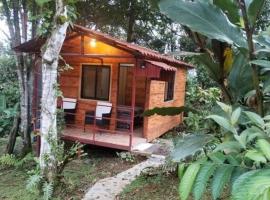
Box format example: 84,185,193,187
0,138,145,200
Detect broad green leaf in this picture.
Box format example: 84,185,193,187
257,139,270,160
230,167,247,185
159,0,247,48
193,163,217,200
171,134,214,162
247,0,265,26
211,165,234,200
207,115,237,134
228,52,253,100
179,163,200,200
264,115,270,121
209,152,226,164
245,149,267,164
231,107,241,125
250,59,270,68
244,111,265,127
213,0,240,24
232,169,270,200
214,141,242,153
231,170,257,200
194,53,222,83
178,163,186,179
227,154,241,166
216,101,232,114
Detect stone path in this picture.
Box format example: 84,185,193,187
83,155,166,200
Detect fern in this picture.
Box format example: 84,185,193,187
179,163,200,200
42,182,53,200
26,174,42,192
0,154,17,167
232,169,270,200
211,165,234,200
192,162,217,200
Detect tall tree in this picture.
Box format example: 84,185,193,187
39,0,69,182
1,0,39,154
75,0,178,53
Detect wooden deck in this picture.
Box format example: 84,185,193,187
61,127,147,150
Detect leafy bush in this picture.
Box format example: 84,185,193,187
172,102,270,200
116,152,136,163
26,140,85,200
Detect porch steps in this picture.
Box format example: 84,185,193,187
131,139,173,157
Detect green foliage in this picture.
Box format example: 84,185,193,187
26,140,84,199
192,163,216,200
0,95,6,111
172,101,270,199
42,182,53,200
159,0,247,48
0,154,17,167
116,152,136,163
0,153,35,169
211,165,233,200
171,134,214,162
232,169,270,200
179,163,200,200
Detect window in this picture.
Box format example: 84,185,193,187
160,71,175,101
81,65,111,100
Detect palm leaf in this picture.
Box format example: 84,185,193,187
193,162,217,200
211,165,234,200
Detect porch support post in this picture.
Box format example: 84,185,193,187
130,61,136,151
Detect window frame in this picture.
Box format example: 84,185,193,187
162,71,176,102
80,64,111,101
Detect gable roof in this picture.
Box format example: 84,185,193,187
14,24,193,69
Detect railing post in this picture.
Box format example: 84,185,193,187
130,62,136,151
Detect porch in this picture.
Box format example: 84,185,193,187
61,127,146,150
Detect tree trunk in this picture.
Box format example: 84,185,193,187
6,111,20,154
127,1,135,42
39,0,68,182
2,0,38,155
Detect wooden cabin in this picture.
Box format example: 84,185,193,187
14,24,193,151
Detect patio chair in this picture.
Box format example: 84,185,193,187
62,98,77,124
84,101,112,129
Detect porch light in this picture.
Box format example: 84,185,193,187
90,38,96,47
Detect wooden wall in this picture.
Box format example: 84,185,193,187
143,68,187,141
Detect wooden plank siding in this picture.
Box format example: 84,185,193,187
143,68,187,141
58,35,187,141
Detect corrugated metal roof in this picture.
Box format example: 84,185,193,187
145,60,177,71
14,24,193,69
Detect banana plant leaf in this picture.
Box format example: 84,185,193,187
159,0,247,48
213,0,240,24
228,52,253,101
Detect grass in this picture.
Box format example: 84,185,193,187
0,137,145,200
118,172,230,200
117,172,179,200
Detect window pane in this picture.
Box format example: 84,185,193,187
81,66,96,98
96,67,110,100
